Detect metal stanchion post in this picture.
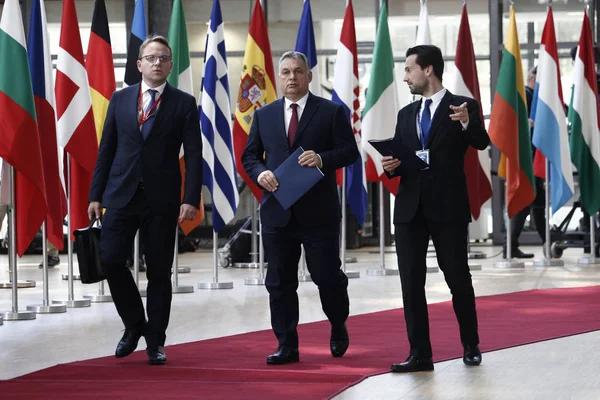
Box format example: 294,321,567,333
199,231,233,289
367,183,398,276
246,218,266,285
53,156,90,307
298,245,312,282
2,165,36,320
234,198,260,268
172,229,194,293
133,230,147,297
340,169,359,278
27,222,67,313
534,160,563,267
578,215,599,266
495,188,525,269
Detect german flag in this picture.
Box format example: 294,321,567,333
488,6,535,218
86,0,115,144
233,0,277,201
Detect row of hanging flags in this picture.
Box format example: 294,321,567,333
1,0,599,256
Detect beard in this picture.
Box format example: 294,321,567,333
409,81,427,95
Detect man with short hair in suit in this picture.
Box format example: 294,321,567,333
88,35,203,365
382,45,489,372
242,51,359,365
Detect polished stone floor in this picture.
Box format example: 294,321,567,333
1,242,599,399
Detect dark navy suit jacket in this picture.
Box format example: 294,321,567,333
89,82,203,215
242,93,358,228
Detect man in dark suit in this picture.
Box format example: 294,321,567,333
88,35,202,365
382,45,489,372
242,51,358,365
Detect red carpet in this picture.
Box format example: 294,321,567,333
3,285,600,399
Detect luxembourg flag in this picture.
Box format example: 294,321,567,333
295,0,321,96
331,0,367,225
531,7,574,213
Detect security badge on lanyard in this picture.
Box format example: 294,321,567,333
416,109,430,166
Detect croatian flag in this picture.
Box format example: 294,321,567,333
295,0,321,96
331,0,367,225
531,7,574,213
199,0,239,232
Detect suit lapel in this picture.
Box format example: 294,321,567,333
292,93,319,146
146,82,172,139
275,98,287,144
405,101,422,151
425,90,452,149
128,83,142,136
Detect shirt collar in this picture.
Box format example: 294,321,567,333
141,80,167,97
284,92,310,110
421,88,447,109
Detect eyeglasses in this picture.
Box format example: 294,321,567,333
140,55,172,64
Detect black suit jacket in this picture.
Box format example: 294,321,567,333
88,82,203,215
241,93,359,228
388,90,489,224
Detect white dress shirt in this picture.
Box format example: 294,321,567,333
139,81,167,125
284,92,309,137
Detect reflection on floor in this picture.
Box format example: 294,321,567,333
1,243,599,399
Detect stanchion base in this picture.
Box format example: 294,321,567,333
577,257,600,266
0,280,36,289
198,281,234,290
468,252,487,260
533,259,564,267
366,268,399,276
53,299,91,308
233,262,265,269
83,294,113,303
345,257,357,263
62,274,81,281
0,315,3,325
172,285,194,294
139,289,147,297
298,274,312,282
2,310,36,321
177,266,191,274
345,270,360,279
468,264,483,271
427,266,439,273
494,260,525,269
245,276,265,285
26,304,67,314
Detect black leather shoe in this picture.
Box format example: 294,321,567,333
266,346,300,365
503,247,534,259
391,356,434,373
463,345,482,366
147,345,167,365
38,256,60,269
330,324,349,358
115,328,143,358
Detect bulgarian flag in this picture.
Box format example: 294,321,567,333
0,0,48,256
232,0,277,201
568,11,600,215
488,6,535,218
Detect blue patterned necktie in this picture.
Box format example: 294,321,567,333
420,98,433,148
141,89,157,140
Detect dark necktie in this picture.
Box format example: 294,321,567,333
420,98,433,148
288,103,299,147
141,89,157,141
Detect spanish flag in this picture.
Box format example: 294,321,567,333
86,0,115,144
233,0,277,201
488,6,535,218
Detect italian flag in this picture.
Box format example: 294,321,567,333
488,6,535,218
568,11,600,215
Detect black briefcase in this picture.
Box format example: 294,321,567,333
74,216,105,284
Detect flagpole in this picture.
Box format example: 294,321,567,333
367,182,398,276
172,228,194,293
341,169,359,278
495,181,524,268
1,165,36,321
199,230,233,290
534,159,563,266
53,155,90,307
245,213,266,285
27,221,67,313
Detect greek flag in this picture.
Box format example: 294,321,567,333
200,0,238,232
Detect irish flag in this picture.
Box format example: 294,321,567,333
488,6,535,218
568,11,600,215
531,7,574,213
232,0,277,201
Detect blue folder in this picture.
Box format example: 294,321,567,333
272,146,324,210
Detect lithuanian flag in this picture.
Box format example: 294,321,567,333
233,0,277,201
86,0,115,144
489,6,535,218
